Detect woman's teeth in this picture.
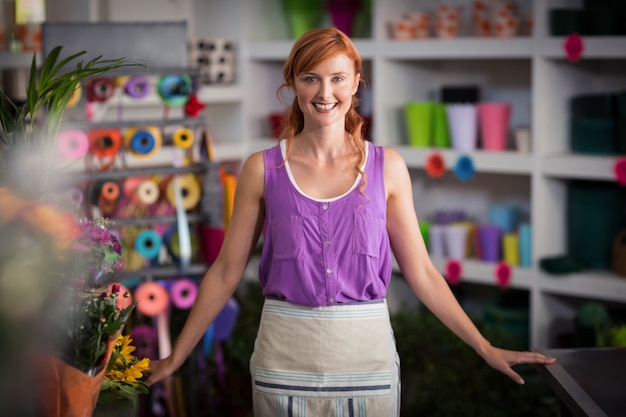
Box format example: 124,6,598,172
314,103,335,110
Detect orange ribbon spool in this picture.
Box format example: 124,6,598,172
88,129,123,158
100,181,120,202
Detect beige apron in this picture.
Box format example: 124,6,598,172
250,299,400,417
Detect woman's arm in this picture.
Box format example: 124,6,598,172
383,148,555,384
146,151,266,385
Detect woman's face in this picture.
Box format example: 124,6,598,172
293,53,359,130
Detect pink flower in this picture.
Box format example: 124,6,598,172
185,95,206,118
445,259,463,285
494,262,512,288
426,152,446,178
564,34,584,62
614,157,626,186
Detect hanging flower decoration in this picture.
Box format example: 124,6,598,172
454,154,475,181
494,262,512,289
445,259,463,285
184,94,206,118
425,152,446,178
564,34,584,62
613,157,626,186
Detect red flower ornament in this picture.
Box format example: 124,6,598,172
185,95,206,118
614,157,626,186
564,34,584,62
494,262,512,289
445,259,463,285
426,152,446,178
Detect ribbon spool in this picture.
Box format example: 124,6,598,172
125,127,162,158
88,129,123,158
86,77,115,102
172,127,195,149
130,325,158,360
67,186,84,207
124,76,151,99
134,229,163,260
100,181,120,202
65,83,82,108
123,176,149,203
170,278,198,310
134,281,170,317
164,226,200,263
137,179,160,205
166,173,201,210
98,181,120,216
157,74,192,106
57,130,89,159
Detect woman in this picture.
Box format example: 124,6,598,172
146,28,555,416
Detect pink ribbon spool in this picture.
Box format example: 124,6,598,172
135,281,170,317
57,130,89,159
170,278,198,310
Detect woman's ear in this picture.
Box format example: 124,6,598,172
353,74,361,95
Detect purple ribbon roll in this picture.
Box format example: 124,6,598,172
170,278,198,309
124,76,151,99
67,186,84,206
130,325,158,360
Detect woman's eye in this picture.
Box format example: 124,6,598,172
333,76,345,82
305,76,318,83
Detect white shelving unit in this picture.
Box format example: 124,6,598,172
6,0,626,349
207,0,626,349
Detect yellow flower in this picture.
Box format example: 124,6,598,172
115,334,136,364
122,357,151,382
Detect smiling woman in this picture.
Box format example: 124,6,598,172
144,27,556,417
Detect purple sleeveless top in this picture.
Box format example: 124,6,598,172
258,140,392,307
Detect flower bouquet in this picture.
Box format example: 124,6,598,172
36,218,138,417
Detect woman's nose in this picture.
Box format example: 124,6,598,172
318,80,332,99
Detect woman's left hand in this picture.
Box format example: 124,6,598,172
482,346,556,384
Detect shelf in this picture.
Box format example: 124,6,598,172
393,256,535,290
249,39,375,61
116,263,209,279
68,161,208,181
61,116,207,131
394,146,534,175
111,213,209,227
380,37,534,60
539,271,626,304
541,154,620,181
196,84,244,103
541,37,626,60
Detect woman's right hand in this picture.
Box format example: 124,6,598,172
145,356,178,386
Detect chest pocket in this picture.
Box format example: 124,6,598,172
353,213,384,258
269,216,303,260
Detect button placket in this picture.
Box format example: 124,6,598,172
319,201,336,303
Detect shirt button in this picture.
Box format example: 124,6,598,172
326,268,332,274
329,297,335,303
325,240,330,246
322,204,328,210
